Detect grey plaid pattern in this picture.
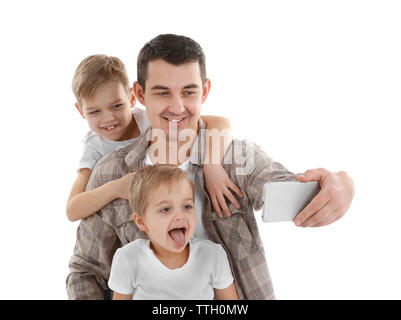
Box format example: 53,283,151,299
66,121,298,300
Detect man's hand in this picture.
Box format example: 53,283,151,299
294,168,355,227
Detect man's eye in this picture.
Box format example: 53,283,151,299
156,91,169,96
160,207,170,213
183,91,196,96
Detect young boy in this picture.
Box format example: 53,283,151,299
66,54,243,221
108,165,239,300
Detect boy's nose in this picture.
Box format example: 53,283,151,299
102,111,116,122
173,209,186,220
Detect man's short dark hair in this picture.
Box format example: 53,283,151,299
137,34,206,91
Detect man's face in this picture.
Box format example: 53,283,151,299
133,179,197,255
79,81,135,141
135,59,210,139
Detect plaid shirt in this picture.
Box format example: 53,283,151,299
66,121,298,300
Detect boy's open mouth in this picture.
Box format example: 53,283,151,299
168,226,187,247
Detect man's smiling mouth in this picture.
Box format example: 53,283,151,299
163,117,186,124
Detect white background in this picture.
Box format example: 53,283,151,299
0,0,400,299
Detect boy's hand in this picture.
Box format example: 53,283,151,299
113,172,137,200
203,164,243,217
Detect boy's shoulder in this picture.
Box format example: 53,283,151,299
191,238,225,257
116,239,150,262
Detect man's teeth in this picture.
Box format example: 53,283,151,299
167,118,182,123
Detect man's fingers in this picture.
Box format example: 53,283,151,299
294,191,329,226
297,168,327,183
301,202,336,227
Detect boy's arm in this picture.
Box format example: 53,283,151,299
214,282,239,300
200,115,232,164
200,115,243,217
112,292,132,300
67,167,121,300
66,169,136,222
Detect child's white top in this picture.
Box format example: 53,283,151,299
78,107,150,171
108,238,234,300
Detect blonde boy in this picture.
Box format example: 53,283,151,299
66,54,243,222
108,165,239,300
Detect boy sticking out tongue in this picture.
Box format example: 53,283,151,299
108,165,239,300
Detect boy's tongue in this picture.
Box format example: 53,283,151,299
169,229,185,247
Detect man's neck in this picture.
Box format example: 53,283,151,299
148,126,198,166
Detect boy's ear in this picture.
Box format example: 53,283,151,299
75,103,85,119
132,212,147,232
201,79,211,104
129,88,136,108
133,82,145,106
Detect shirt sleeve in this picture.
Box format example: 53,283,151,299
229,139,300,212
211,245,234,290
78,143,103,171
108,248,134,295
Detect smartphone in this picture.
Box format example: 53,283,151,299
262,181,320,223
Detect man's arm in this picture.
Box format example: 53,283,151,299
66,168,120,300
230,140,354,227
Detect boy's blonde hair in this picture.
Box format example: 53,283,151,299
72,54,130,105
129,165,195,216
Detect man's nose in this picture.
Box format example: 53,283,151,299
169,94,185,115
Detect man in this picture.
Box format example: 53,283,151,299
67,34,354,299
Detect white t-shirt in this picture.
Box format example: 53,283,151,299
108,238,234,300
144,153,208,240
78,107,150,171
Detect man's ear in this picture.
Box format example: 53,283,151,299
133,82,145,106
129,88,137,108
201,79,211,104
75,103,85,119
132,212,147,232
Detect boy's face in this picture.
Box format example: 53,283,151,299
78,81,136,141
135,59,210,139
133,179,197,255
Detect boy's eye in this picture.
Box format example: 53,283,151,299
184,204,193,210
160,207,170,213
89,110,99,115
112,104,123,109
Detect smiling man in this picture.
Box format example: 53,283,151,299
66,34,355,300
